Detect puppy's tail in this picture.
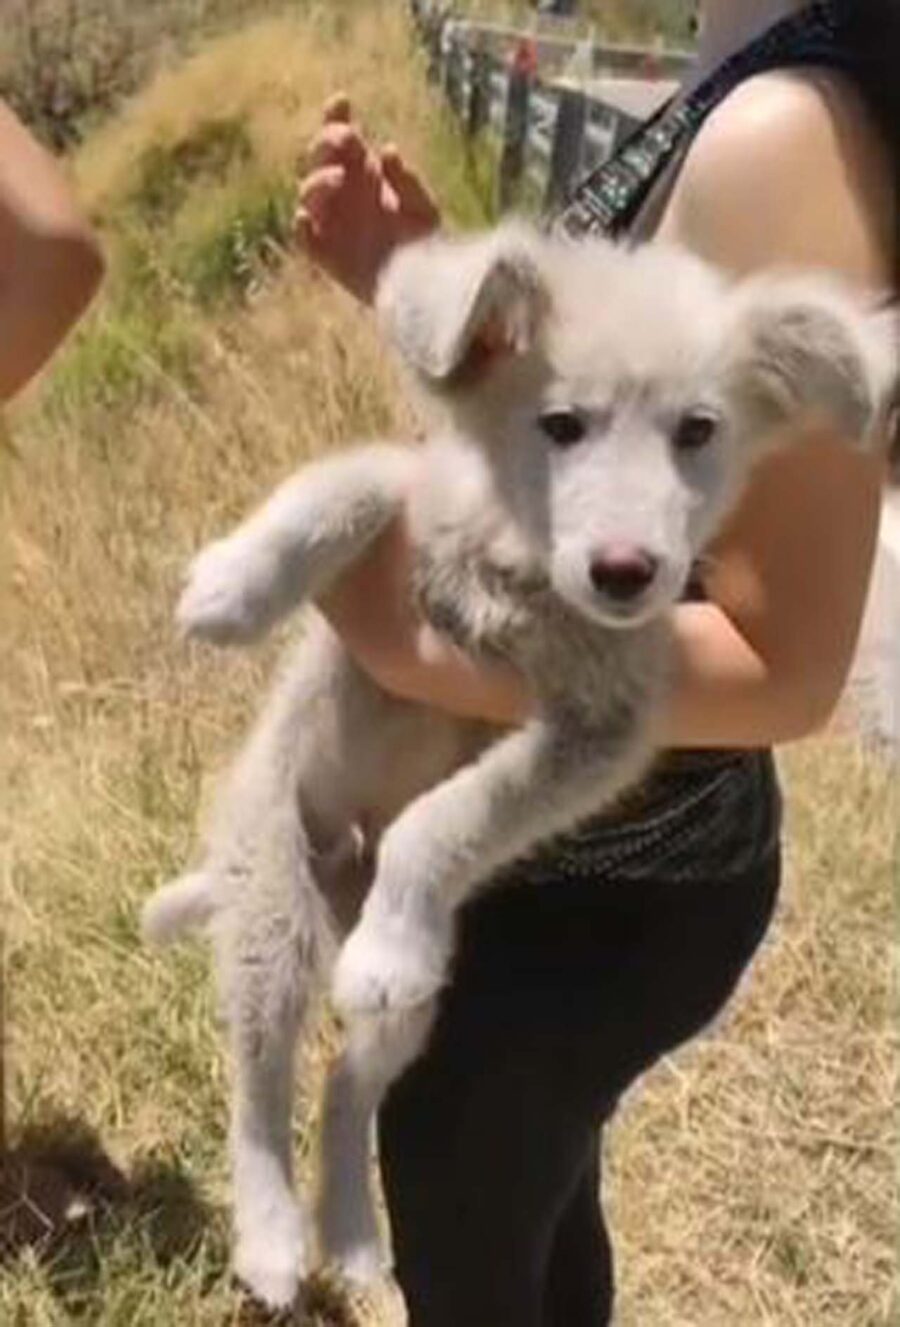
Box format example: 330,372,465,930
142,870,218,946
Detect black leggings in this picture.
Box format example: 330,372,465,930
378,752,781,1327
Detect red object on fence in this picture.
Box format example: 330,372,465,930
511,36,538,77
642,38,666,80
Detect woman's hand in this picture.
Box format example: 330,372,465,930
294,94,441,305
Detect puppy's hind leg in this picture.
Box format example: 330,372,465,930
217,847,327,1311
225,949,310,1310
317,1003,435,1286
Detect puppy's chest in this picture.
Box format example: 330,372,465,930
412,542,538,661
410,542,647,709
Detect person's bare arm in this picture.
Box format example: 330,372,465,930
309,75,894,745
656,68,893,745
0,100,105,402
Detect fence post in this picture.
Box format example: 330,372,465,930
544,85,586,212
465,45,491,139
441,25,457,103
497,67,531,213
425,13,444,82
442,30,456,108
446,32,468,119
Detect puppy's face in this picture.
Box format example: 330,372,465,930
478,245,745,627
500,382,737,630
379,226,893,630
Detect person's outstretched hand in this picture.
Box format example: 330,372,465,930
294,93,441,305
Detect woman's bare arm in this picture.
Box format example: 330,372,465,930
658,68,893,745
308,74,894,746
0,101,105,402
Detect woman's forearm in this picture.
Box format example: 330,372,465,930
663,601,832,747
362,600,836,748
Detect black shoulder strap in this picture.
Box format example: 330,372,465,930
554,1,848,240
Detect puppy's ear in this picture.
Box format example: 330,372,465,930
725,272,897,451
375,223,548,383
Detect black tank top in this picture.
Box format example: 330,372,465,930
553,0,851,241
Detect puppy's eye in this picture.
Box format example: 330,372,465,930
539,409,586,448
673,410,719,452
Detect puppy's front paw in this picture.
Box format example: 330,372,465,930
176,537,279,644
332,914,452,1016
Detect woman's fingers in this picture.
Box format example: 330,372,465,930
323,92,352,125
310,121,366,172
380,146,440,225
293,206,318,254
294,95,440,300
308,94,360,171
296,164,346,231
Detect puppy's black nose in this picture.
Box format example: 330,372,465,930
589,547,659,601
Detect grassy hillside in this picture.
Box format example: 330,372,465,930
0,0,301,148
0,2,895,1325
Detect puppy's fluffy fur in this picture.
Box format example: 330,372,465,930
142,224,892,1309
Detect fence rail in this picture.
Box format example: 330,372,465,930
436,15,692,80
410,0,688,214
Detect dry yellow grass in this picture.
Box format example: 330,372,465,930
607,737,897,1325
0,4,896,1324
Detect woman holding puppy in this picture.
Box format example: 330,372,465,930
296,2,896,1323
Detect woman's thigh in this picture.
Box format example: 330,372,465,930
380,1016,602,1327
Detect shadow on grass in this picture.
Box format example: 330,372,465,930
0,1115,374,1326
0,1112,213,1277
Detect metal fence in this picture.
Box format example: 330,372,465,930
409,0,691,214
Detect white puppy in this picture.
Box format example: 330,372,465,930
142,223,892,1310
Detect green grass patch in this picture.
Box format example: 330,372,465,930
125,117,254,223
166,172,294,306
